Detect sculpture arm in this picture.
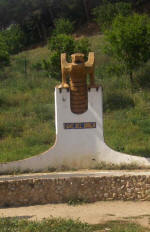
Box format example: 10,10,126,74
59,53,71,88
85,52,95,87
85,52,95,68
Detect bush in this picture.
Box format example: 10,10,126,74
53,18,74,35
49,34,75,54
93,0,132,31
1,24,24,54
74,38,90,58
135,64,150,89
45,34,75,79
42,17,90,79
103,13,150,84
42,51,61,79
44,34,91,79
0,34,10,67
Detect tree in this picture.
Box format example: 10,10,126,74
103,13,150,84
1,24,24,54
93,0,132,31
82,0,90,22
43,32,90,79
53,18,74,35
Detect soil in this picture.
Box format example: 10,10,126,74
0,201,150,228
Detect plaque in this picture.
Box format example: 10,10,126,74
64,122,96,129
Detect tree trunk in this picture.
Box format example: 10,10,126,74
83,0,89,22
129,71,133,85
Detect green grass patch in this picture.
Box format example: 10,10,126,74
0,47,56,162
0,218,148,232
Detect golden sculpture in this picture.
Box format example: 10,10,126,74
59,52,97,114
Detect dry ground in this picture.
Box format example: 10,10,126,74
1,201,150,228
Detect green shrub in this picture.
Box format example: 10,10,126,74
0,34,10,67
42,51,61,79
44,34,91,79
53,18,74,35
104,13,150,84
135,64,150,89
74,37,90,58
1,24,24,54
49,33,75,54
93,0,132,31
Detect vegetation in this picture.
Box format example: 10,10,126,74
93,0,132,30
103,13,150,84
1,25,24,55
43,18,90,79
91,35,150,158
0,218,149,232
53,18,74,36
45,35,90,79
0,0,100,48
0,47,56,162
0,0,149,50
0,34,9,67
1,34,150,162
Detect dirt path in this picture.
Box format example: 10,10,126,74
0,201,150,228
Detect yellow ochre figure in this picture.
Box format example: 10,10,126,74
59,52,97,114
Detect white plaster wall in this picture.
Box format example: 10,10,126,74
55,87,104,153
0,87,150,173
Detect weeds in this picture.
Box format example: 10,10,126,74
0,218,148,232
94,161,150,170
67,198,87,206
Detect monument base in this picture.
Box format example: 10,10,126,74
0,87,150,173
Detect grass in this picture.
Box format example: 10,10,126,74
0,47,56,162
67,198,88,206
0,218,149,232
94,161,150,170
1,34,150,162
89,35,150,158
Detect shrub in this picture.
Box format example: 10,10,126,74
44,34,91,79
53,18,74,35
135,64,150,89
1,24,24,54
103,13,150,84
42,51,60,79
93,0,132,31
48,33,75,54
74,37,90,58
45,34,75,79
0,34,10,67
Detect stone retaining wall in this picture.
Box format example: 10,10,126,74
1,174,150,207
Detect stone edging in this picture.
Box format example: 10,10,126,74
1,172,150,207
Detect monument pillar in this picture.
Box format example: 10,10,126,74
54,53,104,165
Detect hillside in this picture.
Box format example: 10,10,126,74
1,32,150,162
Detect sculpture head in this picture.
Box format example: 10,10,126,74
71,53,84,64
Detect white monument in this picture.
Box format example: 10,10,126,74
0,52,150,173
